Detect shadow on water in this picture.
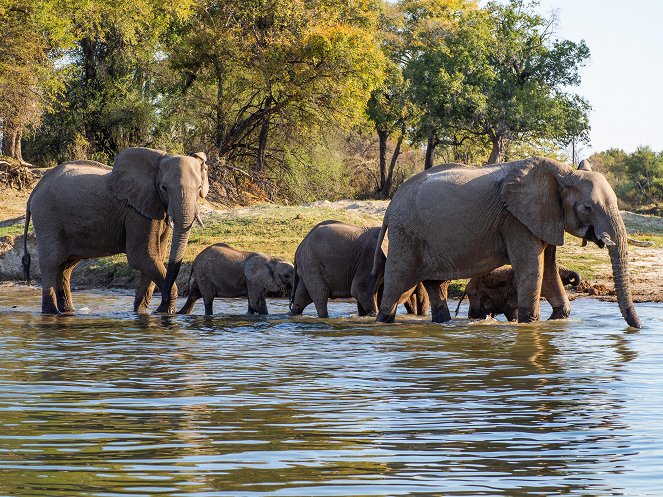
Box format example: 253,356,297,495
0,286,662,496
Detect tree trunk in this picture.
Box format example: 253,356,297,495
424,131,436,170
2,125,21,160
382,133,404,199
377,128,388,193
213,59,225,149
487,135,505,164
255,96,272,172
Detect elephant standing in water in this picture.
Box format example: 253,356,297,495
178,243,294,315
374,157,641,328
23,147,208,314
459,265,581,321
290,220,428,318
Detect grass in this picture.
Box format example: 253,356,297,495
185,204,383,262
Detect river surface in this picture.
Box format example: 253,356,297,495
0,286,662,496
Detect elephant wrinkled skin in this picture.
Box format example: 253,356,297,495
23,147,209,314
177,243,294,315
374,156,641,328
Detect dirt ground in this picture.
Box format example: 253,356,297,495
2,187,663,302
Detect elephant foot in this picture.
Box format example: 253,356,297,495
517,308,539,323
431,306,451,323
42,307,61,315
549,304,570,320
155,301,175,314
376,312,395,323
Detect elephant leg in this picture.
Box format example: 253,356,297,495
290,279,312,315
204,297,214,316
177,279,201,314
505,229,545,323
56,259,79,313
541,245,570,320
415,282,429,316
423,280,451,323
38,250,63,314
310,288,329,318
248,286,268,315
377,270,419,323
134,274,156,314
402,289,417,315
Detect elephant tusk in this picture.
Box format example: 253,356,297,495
627,237,653,247
195,212,205,228
600,232,616,247
168,217,174,230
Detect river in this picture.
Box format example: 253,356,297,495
0,286,662,496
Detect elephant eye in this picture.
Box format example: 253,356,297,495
582,204,592,213
160,184,168,193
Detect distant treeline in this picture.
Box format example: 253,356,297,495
589,147,663,210
1,0,593,201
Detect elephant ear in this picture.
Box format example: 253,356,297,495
500,159,565,246
109,147,166,219
192,152,209,198
244,254,279,293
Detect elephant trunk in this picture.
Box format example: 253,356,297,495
601,210,642,328
158,190,196,312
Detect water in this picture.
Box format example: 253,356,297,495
0,286,662,497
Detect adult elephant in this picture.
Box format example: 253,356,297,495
23,147,208,314
290,220,428,318
373,157,641,328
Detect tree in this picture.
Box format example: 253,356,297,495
407,0,591,166
165,0,385,173
0,0,73,162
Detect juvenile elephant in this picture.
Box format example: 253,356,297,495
177,243,294,315
459,265,581,321
23,147,208,314
374,157,641,328
290,220,429,318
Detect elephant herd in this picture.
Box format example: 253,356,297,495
22,148,642,328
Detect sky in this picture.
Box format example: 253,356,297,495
534,0,663,156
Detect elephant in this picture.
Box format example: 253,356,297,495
23,147,208,314
289,220,429,318
374,156,641,328
177,243,294,315
458,265,581,321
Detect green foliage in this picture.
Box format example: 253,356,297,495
590,147,663,209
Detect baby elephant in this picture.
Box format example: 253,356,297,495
460,266,581,321
178,243,293,315
290,220,428,318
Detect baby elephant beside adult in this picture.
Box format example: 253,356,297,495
290,220,428,318
177,243,294,315
23,147,209,314
459,265,581,321
374,157,641,328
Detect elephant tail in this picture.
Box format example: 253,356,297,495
371,216,388,277
454,291,467,317
22,197,32,282
289,260,299,312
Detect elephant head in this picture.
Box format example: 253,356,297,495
109,147,209,311
501,157,641,328
245,255,294,294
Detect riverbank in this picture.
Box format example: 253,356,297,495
1,187,662,301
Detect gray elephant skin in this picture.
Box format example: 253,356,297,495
374,157,641,328
463,265,581,321
290,220,429,318
23,147,209,314
177,242,294,315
